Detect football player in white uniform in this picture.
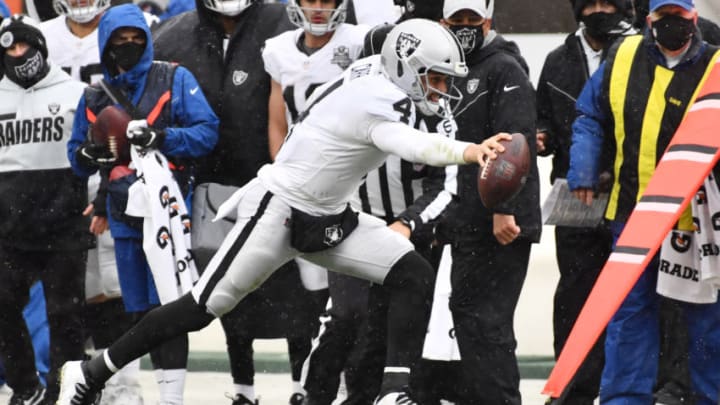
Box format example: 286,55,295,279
231,2,366,404
58,19,512,405
40,0,108,84
265,0,367,159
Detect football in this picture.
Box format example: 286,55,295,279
477,133,530,209
91,105,132,164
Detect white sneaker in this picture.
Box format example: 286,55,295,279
56,361,102,405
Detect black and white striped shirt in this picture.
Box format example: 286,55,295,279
351,117,458,231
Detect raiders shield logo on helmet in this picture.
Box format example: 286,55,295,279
232,70,248,86
396,32,421,58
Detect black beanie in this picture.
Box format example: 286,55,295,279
0,15,49,61
399,0,443,21
571,0,632,22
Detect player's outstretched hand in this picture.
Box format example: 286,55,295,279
464,132,513,166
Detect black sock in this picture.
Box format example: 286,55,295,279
379,371,410,397
149,333,189,370
85,293,213,385
82,358,112,388
380,252,434,388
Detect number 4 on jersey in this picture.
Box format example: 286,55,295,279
393,98,412,124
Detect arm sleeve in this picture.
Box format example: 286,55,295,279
536,55,557,157
67,95,96,178
397,117,459,233
369,121,472,167
567,62,607,191
163,66,219,158
399,165,456,231
261,41,282,83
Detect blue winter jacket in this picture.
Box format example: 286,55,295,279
67,4,218,238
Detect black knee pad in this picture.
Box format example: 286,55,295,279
384,251,434,298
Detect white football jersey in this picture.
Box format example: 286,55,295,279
258,55,418,216
262,23,368,121
40,16,103,84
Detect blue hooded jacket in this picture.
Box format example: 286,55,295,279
67,4,218,239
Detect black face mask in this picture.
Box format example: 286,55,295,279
449,25,484,54
652,14,695,52
3,47,49,89
581,12,625,42
106,42,145,72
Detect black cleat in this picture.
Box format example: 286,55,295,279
8,381,45,405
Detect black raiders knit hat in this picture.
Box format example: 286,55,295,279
0,15,48,60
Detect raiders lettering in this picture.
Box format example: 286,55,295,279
0,117,64,147
701,243,720,257
659,259,700,281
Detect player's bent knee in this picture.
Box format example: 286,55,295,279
205,290,245,318
383,251,434,296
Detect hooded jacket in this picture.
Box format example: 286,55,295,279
0,64,93,251
152,1,293,187
67,4,219,239
436,33,542,243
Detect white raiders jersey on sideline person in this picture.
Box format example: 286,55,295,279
262,23,368,122
258,54,417,216
40,16,103,84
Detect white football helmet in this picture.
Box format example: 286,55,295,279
381,19,468,117
287,0,347,36
53,0,110,23
203,0,253,16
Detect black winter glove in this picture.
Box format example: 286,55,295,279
76,142,117,168
127,126,166,150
